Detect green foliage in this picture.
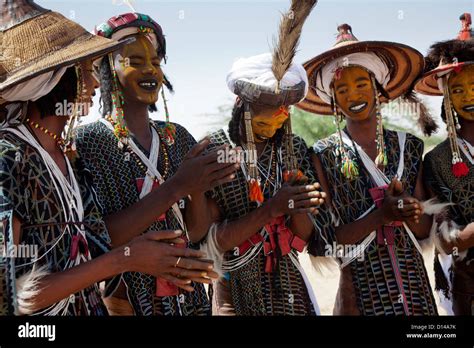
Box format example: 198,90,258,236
290,107,338,146
290,107,444,152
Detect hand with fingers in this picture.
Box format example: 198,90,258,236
381,179,423,224
173,138,242,196
124,230,219,292
267,182,326,217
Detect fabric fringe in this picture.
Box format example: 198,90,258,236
433,252,452,300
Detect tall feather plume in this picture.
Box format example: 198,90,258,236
272,0,317,92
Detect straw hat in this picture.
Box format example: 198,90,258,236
297,24,425,115
415,13,474,96
0,0,129,92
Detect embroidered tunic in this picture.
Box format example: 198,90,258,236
74,120,210,316
424,139,474,315
311,128,438,316
206,129,323,316
0,131,109,316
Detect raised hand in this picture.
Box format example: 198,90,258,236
172,138,241,195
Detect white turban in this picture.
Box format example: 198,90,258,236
226,53,309,101
315,52,391,104
0,67,68,103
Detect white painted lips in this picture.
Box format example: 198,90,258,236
349,102,368,113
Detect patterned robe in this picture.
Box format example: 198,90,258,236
0,131,109,316
74,120,210,316
206,129,321,316
311,128,438,316
424,139,474,315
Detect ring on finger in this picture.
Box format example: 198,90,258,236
174,256,182,268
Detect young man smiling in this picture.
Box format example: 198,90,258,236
0,1,214,316
417,13,474,315
298,24,440,316
187,1,330,316
74,13,236,316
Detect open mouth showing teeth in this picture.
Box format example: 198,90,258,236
256,135,269,141
349,102,368,113
138,79,158,91
462,105,474,112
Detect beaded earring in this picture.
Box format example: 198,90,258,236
332,89,359,180
159,87,176,146
63,64,86,158
443,76,469,177
244,103,263,204
108,53,128,140
371,75,387,169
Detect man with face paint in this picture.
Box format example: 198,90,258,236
298,24,440,315
187,1,332,316
74,13,236,316
0,1,215,316
417,14,474,315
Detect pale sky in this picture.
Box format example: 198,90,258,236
37,0,474,139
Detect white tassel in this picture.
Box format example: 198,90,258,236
418,199,453,254
15,265,50,315
309,254,339,276
436,220,468,261
421,198,452,216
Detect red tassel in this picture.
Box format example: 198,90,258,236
248,179,264,203
452,162,469,178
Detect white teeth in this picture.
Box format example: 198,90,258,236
464,105,474,111
350,103,367,112
139,81,157,88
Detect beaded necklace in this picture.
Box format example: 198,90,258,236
26,118,65,149
259,142,277,196
105,115,170,180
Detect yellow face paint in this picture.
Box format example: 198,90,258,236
332,66,376,121
114,35,164,105
448,65,474,121
251,105,288,142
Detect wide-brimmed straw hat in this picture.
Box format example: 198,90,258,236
415,13,474,96
0,0,129,93
297,24,425,115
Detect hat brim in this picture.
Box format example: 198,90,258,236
0,33,130,92
296,41,424,115
414,61,474,96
